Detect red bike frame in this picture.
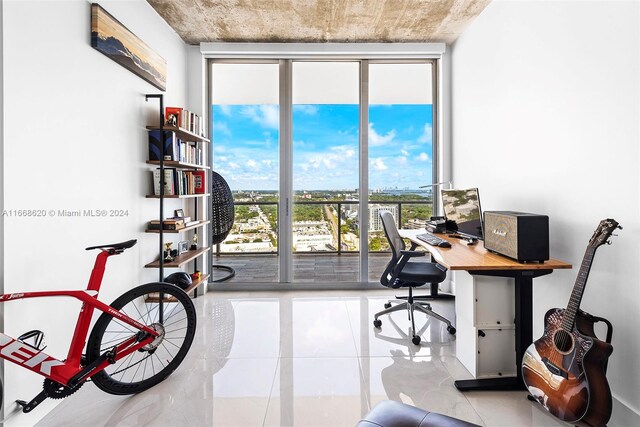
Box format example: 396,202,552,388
0,250,159,386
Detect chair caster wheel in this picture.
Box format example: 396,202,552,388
373,319,382,328
384,302,392,309
447,326,457,335
412,336,421,345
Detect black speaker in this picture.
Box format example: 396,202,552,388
483,211,549,262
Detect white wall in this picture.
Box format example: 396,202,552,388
451,0,640,424
2,0,187,423
0,0,5,421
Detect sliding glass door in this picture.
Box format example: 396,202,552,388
292,62,360,283
210,62,280,283
209,60,437,285
367,63,436,282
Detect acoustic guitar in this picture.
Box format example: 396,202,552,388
522,219,620,427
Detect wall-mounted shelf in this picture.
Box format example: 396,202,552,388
145,220,210,234
145,95,210,300
145,247,211,269
146,125,210,143
146,160,210,170
146,193,210,199
145,273,210,302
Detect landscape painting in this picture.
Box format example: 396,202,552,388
91,3,166,91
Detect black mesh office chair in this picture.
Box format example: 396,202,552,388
373,211,456,345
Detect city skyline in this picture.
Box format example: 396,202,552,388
212,104,433,191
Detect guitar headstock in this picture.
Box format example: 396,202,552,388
589,218,622,248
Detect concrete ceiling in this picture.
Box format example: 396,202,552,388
147,0,491,45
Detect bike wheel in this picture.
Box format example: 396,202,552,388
87,282,196,395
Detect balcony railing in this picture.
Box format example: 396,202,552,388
216,199,432,256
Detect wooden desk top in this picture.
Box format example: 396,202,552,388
399,229,572,271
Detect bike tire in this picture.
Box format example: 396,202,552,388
86,282,196,395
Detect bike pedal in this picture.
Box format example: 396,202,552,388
15,390,48,413
17,330,46,351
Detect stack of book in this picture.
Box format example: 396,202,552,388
165,107,205,137
148,216,200,231
148,218,187,231
148,131,204,166
152,169,207,196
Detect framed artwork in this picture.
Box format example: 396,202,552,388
174,209,185,218
178,241,189,254
90,3,167,91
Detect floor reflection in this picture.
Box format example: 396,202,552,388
39,291,564,427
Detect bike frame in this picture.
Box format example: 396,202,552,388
0,250,159,386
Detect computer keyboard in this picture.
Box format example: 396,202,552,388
416,232,451,247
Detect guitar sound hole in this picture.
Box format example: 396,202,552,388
553,330,573,353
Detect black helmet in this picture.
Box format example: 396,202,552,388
164,272,192,289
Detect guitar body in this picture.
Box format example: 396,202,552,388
522,308,613,427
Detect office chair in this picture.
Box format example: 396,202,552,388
373,211,456,345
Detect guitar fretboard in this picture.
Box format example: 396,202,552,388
561,246,596,331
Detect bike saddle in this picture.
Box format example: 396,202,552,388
85,239,137,252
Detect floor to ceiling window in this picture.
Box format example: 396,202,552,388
210,62,280,283
292,62,360,283
209,59,437,286
367,63,435,282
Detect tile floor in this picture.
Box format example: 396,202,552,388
38,290,564,427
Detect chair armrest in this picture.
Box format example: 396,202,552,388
400,250,425,258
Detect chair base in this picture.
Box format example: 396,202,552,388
373,287,455,344
211,265,235,282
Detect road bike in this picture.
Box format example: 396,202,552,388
0,239,196,414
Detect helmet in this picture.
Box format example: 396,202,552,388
164,272,192,289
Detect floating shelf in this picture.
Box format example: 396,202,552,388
146,125,210,143
145,247,210,269
145,274,210,302
146,193,210,199
146,160,210,170
145,220,210,234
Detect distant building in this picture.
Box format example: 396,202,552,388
369,205,398,232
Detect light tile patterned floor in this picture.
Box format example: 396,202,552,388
38,290,564,427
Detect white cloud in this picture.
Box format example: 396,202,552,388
369,123,396,146
246,159,259,170
214,145,225,153
213,121,231,136
397,156,407,165
218,105,231,116
228,162,239,169
416,152,431,162
217,156,228,162
294,105,319,115
371,158,388,171
262,159,274,168
241,105,279,130
418,123,433,143
401,149,410,156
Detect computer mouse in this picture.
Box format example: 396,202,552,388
438,241,451,248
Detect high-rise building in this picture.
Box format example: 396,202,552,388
369,205,398,232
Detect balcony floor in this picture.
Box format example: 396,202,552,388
211,253,391,283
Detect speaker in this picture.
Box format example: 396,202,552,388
483,211,549,262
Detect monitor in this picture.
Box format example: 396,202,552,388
441,188,484,240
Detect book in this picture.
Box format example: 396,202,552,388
148,130,178,161
152,168,176,195
147,222,185,231
165,107,182,127
192,170,206,194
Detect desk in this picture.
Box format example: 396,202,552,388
399,229,571,392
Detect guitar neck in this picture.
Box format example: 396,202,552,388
561,246,596,331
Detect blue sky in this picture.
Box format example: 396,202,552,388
212,104,433,191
